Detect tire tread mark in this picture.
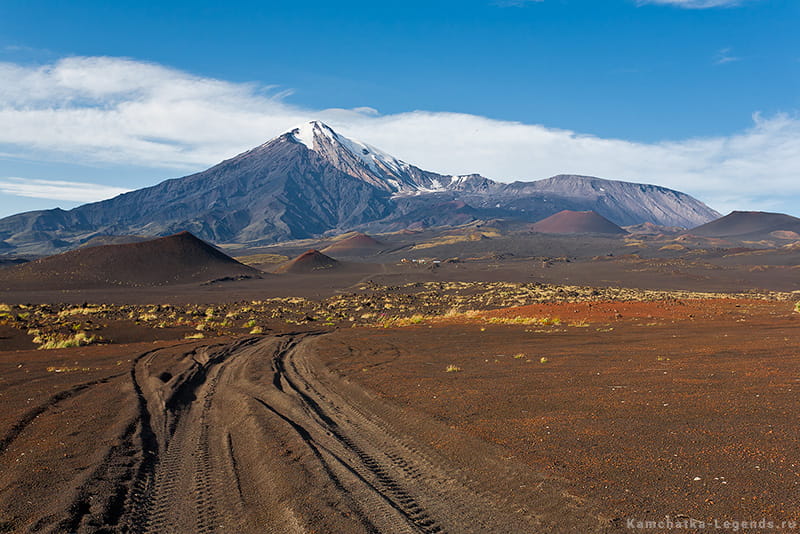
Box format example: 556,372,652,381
273,335,446,534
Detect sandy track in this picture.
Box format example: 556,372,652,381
8,334,608,533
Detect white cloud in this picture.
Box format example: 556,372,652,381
637,0,754,7
0,177,130,202
0,56,798,215
714,47,741,64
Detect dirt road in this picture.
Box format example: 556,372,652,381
0,333,610,533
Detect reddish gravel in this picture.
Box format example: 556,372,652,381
320,299,800,526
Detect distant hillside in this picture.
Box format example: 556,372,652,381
531,210,627,235
79,235,150,248
321,233,383,255
274,249,339,274
0,231,259,289
688,211,800,240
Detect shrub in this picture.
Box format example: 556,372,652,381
37,332,97,350
485,316,561,326
409,314,425,324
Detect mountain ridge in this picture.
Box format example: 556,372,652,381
0,121,720,255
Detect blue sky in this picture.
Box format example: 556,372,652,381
0,0,798,218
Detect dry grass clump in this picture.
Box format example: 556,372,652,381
379,314,428,328
37,332,97,350
46,366,93,373
57,305,106,318
445,364,462,373
234,253,289,266
485,316,561,326
2,283,793,344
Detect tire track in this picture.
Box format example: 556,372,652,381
278,342,447,531
270,334,583,533
127,338,258,533
263,334,450,533
109,334,604,533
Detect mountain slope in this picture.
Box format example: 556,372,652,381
688,211,800,240
531,210,627,234
363,174,718,233
274,249,339,274
484,175,717,228
0,133,394,254
321,233,383,255
0,121,719,255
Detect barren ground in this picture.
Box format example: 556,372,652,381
0,297,797,532
1,234,799,534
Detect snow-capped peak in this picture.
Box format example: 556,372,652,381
283,121,496,195
290,121,321,150
287,121,430,192
290,121,405,172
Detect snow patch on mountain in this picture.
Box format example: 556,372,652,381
291,121,414,188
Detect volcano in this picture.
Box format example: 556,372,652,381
274,249,340,274
531,210,627,235
688,211,800,240
0,231,259,289
0,121,718,255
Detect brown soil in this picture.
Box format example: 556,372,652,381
1,298,797,532
0,238,798,533
320,299,800,528
0,330,604,533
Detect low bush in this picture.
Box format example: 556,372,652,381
37,332,97,350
